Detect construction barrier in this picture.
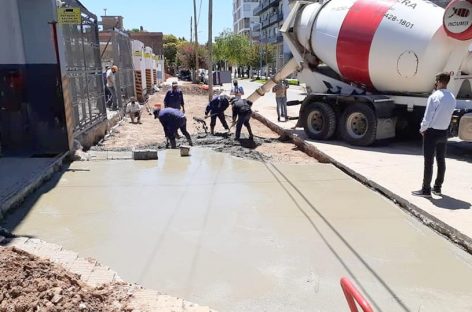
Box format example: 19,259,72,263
340,277,374,312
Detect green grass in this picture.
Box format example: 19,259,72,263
252,78,300,86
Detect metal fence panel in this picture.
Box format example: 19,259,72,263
61,0,106,135
109,30,136,109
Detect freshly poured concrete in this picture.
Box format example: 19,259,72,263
3,149,472,311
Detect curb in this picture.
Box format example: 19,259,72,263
1,237,216,311
252,112,472,254
0,153,68,221
252,112,330,163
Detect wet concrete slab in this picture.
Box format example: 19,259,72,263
3,149,472,312
0,156,64,216
240,78,472,251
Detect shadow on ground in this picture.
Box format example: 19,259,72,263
428,195,471,210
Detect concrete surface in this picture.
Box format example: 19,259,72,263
0,155,66,219
3,149,472,312
234,79,472,249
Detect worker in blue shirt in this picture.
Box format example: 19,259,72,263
164,81,185,112
205,95,230,135
153,106,192,148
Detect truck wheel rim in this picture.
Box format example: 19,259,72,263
346,112,368,139
308,110,323,133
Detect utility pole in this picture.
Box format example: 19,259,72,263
208,0,213,100
190,16,193,43
193,0,199,83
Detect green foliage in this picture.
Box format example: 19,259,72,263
213,29,277,69
286,79,299,86
164,34,186,70
213,29,251,66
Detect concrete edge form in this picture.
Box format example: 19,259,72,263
252,112,330,163
0,153,69,221
0,236,216,311
251,112,472,254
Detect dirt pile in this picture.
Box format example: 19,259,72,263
0,247,132,312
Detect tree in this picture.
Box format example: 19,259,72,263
213,30,251,68
176,42,208,70
163,34,186,73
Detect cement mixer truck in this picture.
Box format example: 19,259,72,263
249,0,472,146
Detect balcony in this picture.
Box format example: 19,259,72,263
253,0,279,15
269,12,283,24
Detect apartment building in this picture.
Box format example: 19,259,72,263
253,0,291,74
233,0,260,37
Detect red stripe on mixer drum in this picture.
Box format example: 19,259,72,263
336,0,395,88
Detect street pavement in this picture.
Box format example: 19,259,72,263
234,79,472,246
3,149,472,312
0,156,65,217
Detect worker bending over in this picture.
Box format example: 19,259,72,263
154,107,193,148
205,94,230,135
231,98,254,141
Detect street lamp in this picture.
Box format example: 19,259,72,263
251,21,263,80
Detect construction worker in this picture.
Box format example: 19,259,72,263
205,94,230,135
153,106,192,149
272,79,289,122
231,98,254,141
126,97,142,124
106,65,119,110
230,80,244,100
164,81,185,113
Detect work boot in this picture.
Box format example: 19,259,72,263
412,189,431,198
169,138,177,149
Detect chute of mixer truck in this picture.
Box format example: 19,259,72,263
248,0,472,146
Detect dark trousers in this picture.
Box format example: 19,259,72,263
235,112,253,139
210,112,229,132
422,129,448,192
164,119,192,148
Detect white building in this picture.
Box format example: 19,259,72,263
233,0,260,38
252,0,292,74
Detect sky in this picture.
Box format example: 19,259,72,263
79,0,233,42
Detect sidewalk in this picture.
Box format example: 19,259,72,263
246,81,472,252
0,155,67,219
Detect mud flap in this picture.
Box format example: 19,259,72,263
458,112,472,141
376,117,397,140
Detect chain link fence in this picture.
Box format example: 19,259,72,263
61,0,107,135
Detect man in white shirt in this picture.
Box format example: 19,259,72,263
106,65,119,110
126,97,142,124
412,72,456,198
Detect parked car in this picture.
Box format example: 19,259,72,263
177,70,191,81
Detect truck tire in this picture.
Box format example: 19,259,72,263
340,103,377,146
302,102,336,140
